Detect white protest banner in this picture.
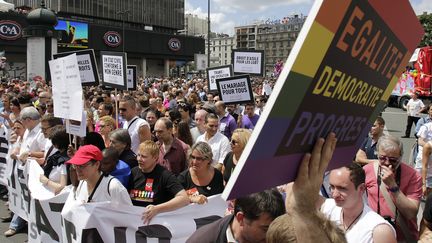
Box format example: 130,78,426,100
66,111,87,137
49,53,84,121
232,50,264,76
127,65,137,90
206,65,233,92
61,195,227,243
216,75,254,105
0,125,9,186
54,49,100,86
8,158,32,221
101,51,127,90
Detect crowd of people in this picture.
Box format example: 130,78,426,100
0,76,432,242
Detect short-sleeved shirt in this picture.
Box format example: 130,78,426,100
359,137,378,160
364,162,422,241
110,160,131,188
196,132,231,165
407,99,425,117
219,113,237,140
158,137,189,175
123,116,149,154
74,175,132,206
241,114,259,130
128,164,184,207
177,169,224,197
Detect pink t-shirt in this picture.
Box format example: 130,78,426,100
364,162,422,241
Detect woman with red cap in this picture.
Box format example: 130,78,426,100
66,145,131,205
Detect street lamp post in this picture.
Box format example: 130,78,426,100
117,10,130,53
207,0,211,68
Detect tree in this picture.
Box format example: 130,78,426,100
419,12,432,47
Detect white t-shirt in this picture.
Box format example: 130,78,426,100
407,99,425,117
196,132,231,165
48,164,67,184
415,122,432,169
123,116,149,154
74,175,132,206
321,199,395,243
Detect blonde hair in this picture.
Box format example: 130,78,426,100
99,115,115,129
139,140,159,158
266,212,347,243
232,128,252,149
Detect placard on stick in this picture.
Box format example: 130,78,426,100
101,51,127,90
127,65,137,90
232,49,265,76
53,49,100,86
222,0,424,200
48,53,83,122
216,75,253,105
207,65,233,92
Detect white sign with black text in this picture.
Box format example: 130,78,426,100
232,50,264,76
101,51,127,90
66,111,87,137
216,75,254,104
206,65,233,91
49,53,84,121
126,65,137,90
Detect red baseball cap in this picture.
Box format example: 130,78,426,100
66,145,103,165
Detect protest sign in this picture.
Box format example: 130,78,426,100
53,49,100,86
0,125,8,186
195,54,208,71
126,65,137,90
206,65,233,91
61,195,227,243
232,50,264,76
216,75,254,104
49,53,84,122
66,111,87,137
101,51,127,90
223,0,424,200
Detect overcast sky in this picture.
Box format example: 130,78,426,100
185,0,431,36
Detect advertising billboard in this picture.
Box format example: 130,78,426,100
55,20,88,48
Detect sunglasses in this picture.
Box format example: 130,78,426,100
378,155,400,164
230,139,239,145
119,108,127,111
71,161,95,169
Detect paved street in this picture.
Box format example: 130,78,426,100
0,106,423,242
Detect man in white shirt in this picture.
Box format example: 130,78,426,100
5,107,47,237
319,163,396,243
403,92,426,138
190,109,207,143
196,113,231,171
120,96,151,154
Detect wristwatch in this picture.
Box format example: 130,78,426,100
389,186,399,193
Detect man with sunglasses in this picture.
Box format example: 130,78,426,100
363,135,422,242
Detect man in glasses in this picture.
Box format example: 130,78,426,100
320,163,396,242
120,96,151,154
363,135,422,242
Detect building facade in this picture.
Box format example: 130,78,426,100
234,15,306,76
209,35,235,67
1,0,204,79
180,13,208,36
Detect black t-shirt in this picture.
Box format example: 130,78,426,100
223,152,235,184
177,168,224,197
128,164,184,207
424,193,432,223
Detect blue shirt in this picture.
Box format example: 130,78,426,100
110,160,131,188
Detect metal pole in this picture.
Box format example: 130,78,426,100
207,0,211,68
122,16,125,53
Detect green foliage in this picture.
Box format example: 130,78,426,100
419,13,432,47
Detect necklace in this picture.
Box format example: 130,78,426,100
341,209,363,232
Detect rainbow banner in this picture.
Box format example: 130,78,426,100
223,0,424,199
